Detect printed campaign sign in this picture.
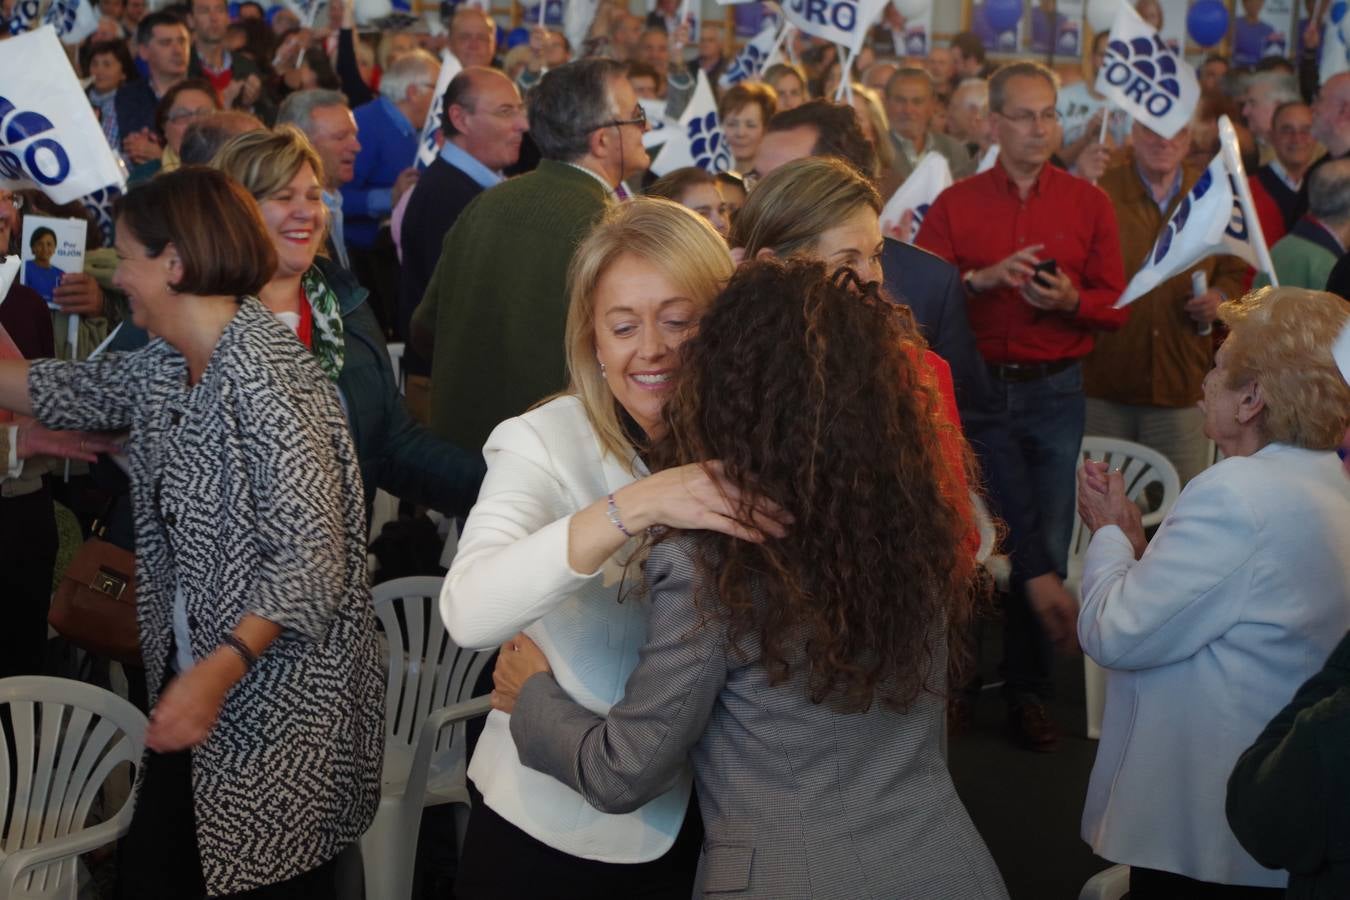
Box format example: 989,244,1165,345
564,0,603,50
1321,1,1350,84
1027,0,1082,56
414,49,463,169
650,71,732,176
1232,0,1294,68
0,26,127,204
6,0,40,35
20,215,86,312
880,151,951,242
780,0,889,56
1094,1,1198,140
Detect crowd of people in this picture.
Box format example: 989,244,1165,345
3,0,1350,897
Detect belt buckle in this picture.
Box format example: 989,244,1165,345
90,569,128,600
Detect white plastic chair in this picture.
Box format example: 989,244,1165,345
360,577,492,900
0,676,146,900
1079,863,1129,900
1070,437,1181,740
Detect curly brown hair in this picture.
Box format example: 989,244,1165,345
652,259,980,712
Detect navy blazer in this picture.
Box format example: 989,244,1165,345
396,155,487,375
881,238,1053,585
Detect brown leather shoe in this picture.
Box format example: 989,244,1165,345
1007,701,1059,752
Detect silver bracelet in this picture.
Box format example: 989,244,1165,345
606,492,634,538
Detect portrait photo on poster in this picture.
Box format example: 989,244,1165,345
20,215,87,311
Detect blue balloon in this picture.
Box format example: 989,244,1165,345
983,0,1023,34
506,26,530,48
1186,0,1229,48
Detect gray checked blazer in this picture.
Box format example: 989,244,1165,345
510,534,1009,899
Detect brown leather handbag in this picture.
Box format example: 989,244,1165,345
49,523,142,666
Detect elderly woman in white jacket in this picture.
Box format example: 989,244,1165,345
1074,287,1350,900
440,199,786,900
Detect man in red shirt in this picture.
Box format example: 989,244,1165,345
916,61,1127,750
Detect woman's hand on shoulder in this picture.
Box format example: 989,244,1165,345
617,461,792,544
491,633,552,715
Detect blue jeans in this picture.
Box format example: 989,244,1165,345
990,361,1085,702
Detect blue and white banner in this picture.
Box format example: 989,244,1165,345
7,0,40,35
1094,0,1198,140
640,97,673,148
524,0,563,26
650,70,732,176
414,49,463,169
81,183,122,248
780,0,889,57
1115,116,1276,307
719,16,780,88
0,27,126,205
1321,1,1350,85
564,0,603,55
880,151,950,242
43,0,99,45
284,0,327,27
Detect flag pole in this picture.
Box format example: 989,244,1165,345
834,46,852,102
763,21,792,77
538,0,546,28
1098,104,1111,145
1217,114,1279,287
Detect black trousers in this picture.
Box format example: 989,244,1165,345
0,488,57,680
116,746,343,899
1130,867,1286,900
454,782,703,900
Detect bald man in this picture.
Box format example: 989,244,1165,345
450,6,497,68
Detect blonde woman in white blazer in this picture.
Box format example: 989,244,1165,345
441,200,786,900
1075,287,1350,900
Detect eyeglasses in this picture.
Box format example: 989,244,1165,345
594,106,647,132
998,109,1061,128
166,107,214,124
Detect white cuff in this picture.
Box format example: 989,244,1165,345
5,424,24,481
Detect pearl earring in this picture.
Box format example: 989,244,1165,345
599,360,607,377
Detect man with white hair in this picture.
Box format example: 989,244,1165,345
947,77,992,158
341,49,438,316
1242,70,1302,162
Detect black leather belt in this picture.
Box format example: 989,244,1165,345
986,359,1076,383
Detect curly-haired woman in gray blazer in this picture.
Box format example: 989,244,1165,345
492,259,1008,900
0,168,383,899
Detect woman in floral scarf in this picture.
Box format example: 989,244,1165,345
210,128,484,521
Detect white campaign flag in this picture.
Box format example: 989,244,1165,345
414,49,463,169
640,97,674,149
0,26,126,204
565,0,603,55
880,151,951,242
976,143,999,173
650,70,732,176
780,0,888,57
1321,1,1350,84
43,0,99,45
1094,0,1199,140
1115,116,1276,307
1333,320,1350,383
720,16,780,88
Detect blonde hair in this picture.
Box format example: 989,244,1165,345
728,156,881,259
562,198,734,469
851,83,896,171
211,125,326,202
1219,287,1350,450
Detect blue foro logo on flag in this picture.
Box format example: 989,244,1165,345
0,97,72,187
1225,174,1249,242
1152,169,1209,265
688,112,731,173
1103,35,1183,119
721,42,766,86
8,0,40,34
82,185,122,247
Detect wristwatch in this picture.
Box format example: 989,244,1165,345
962,270,979,295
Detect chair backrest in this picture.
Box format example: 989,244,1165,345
371,576,491,755
0,677,146,889
1068,436,1183,569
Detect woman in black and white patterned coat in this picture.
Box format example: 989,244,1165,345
0,168,383,899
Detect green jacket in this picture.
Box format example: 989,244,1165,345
1227,630,1350,899
411,159,612,452
1256,219,1343,291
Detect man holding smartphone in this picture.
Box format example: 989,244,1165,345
1084,120,1247,487
917,61,1126,751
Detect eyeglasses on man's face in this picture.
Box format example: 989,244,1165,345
594,104,648,132
997,108,1061,128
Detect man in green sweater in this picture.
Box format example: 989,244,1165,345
411,58,650,452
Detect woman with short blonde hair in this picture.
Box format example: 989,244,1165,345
1076,286,1350,897
443,198,787,899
